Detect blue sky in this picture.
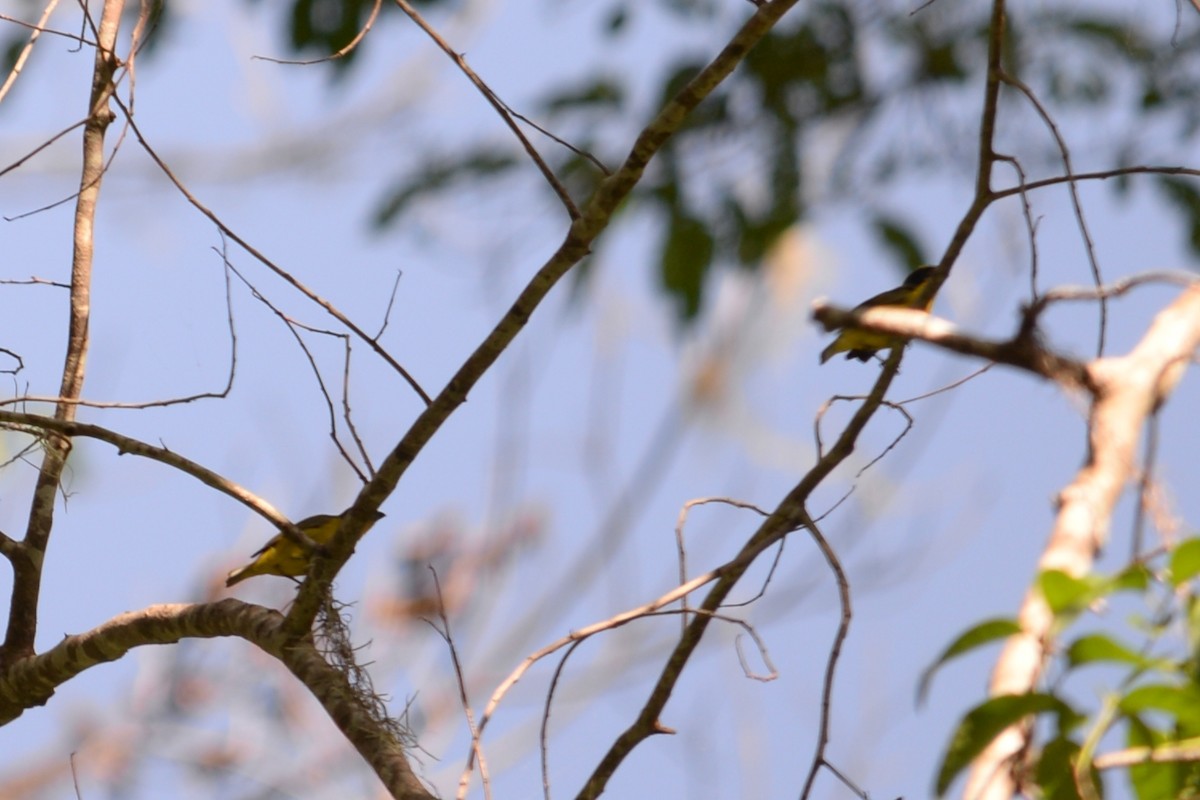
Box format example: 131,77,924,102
2,1,1199,798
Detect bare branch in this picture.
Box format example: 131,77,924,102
106,91,434,407
577,344,908,798
811,302,1091,389
253,0,381,65
1,0,123,668
797,510,853,799
0,411,292,529
1001,72,1106,356
0,0,63,105
0,9,94,48
992,165,1200,199
392,0,582,219
0,600,436,798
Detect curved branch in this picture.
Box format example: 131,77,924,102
277,639,436,800
393,0,581,219
0,600,275,723
0,600,436,798
0,411,293,529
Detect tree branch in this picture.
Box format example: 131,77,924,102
0,0,122,668
965,284,1200,798
0,411,296,533
0,600,436,798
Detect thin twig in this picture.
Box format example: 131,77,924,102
106,90,433,407
993,153,1041,299
425,567,491,800
0,10,93,46
0,0,63,105
0,119,88,183
797,510,853,799
673,497,769,633
991,165,1200,200
224,260,371,483
0,411,293,530
1001,72,1106,356
391,0,581,219
254,0,381,65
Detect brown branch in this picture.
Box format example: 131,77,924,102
463,570,724,795
992,165,1200,200
993,154,1042,298
922,0,1008,299
1001,72,1107,356
0,245,240,412
972,0,1005,201
797,508,853,800
276,635,435,799
0,600,272,723
673,498,769,634
0,0,123,668
0,411,294,533
0,10,94,48
224,259,373,482
0,600,436,798
811,302,1090,389
1094,738,1200,770
426,568,491,800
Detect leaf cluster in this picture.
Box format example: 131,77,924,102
927,541,1200,799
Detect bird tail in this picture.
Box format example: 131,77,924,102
225,565,253,588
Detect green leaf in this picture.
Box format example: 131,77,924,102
539,79,625,115
937,693,1073,796
659,212,714,321
1171,539,1200,587
1157,177,1200,257
373,150,519,228
917,618,1021,705
872,215,927,271
1120,684,1200,731
1110,563,1151,593
1126,715,1187,800
1040,569,1094,616
1065,633,1152,670
1035,737,1085,800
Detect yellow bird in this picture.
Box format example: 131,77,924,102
225,509,385,587
820,266,939,364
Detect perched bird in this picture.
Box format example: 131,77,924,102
225,509,385,587
820,266,939,364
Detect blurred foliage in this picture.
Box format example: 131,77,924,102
927,551,1200,798
5,0,1200,318
292,0,1196,322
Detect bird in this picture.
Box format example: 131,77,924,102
819,266,939,364
225,509,386,587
